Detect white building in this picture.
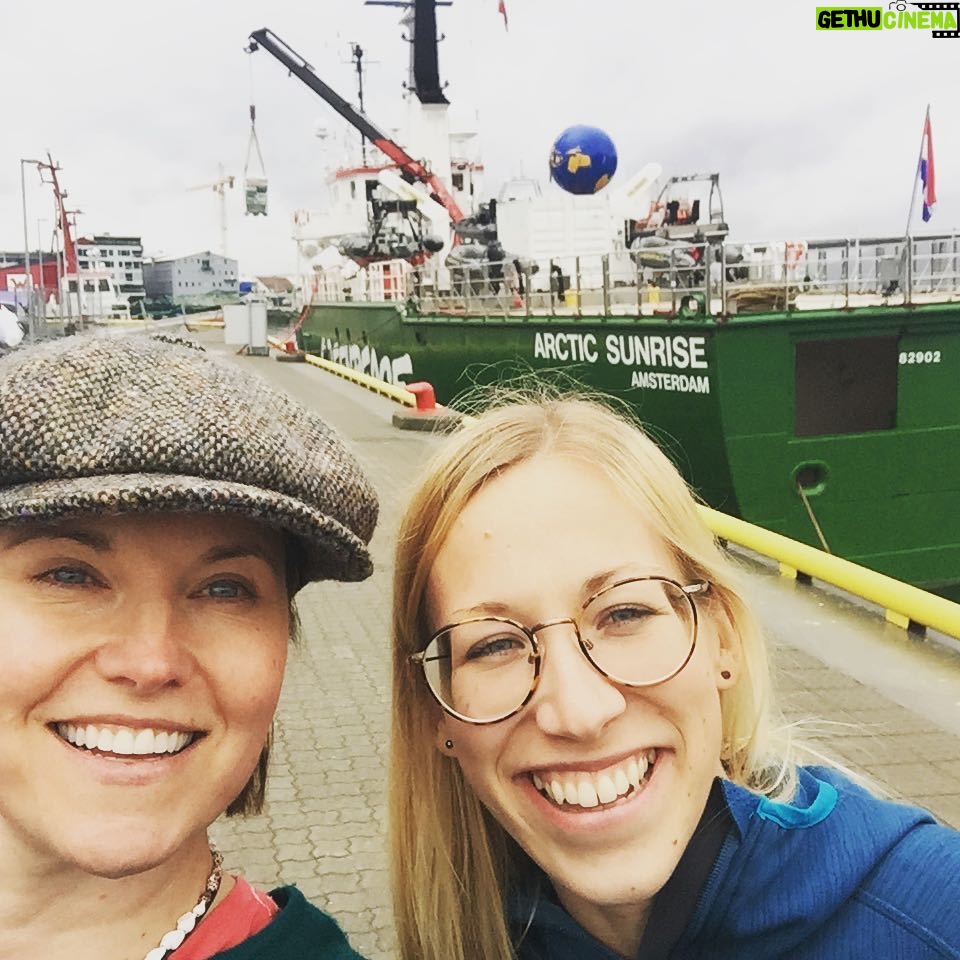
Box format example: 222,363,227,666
77,235,146,304
143,251,239,305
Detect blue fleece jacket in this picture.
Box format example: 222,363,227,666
513,766,960,958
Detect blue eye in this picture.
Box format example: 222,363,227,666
465,634,527,661
205,579,252,600
607,604,652,623
42,567,92,586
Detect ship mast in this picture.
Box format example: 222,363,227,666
351,43,369,164
365,0,453,222
36,153,77,276
364,0,452,104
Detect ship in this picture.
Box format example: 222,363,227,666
251,1,960,596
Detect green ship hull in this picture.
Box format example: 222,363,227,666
298,246,960,594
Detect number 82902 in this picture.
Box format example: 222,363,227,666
899,350,941,365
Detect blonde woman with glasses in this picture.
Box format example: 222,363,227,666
390,396,960,960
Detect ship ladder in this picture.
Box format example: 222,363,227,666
796,478,831,554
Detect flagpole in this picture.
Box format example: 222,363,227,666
904,104,930,237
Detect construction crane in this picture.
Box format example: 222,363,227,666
187,164,235,257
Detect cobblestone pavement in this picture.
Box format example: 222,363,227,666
205,344,960,960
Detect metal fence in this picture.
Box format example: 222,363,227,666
305,232,960,320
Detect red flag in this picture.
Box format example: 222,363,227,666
498,0,508,30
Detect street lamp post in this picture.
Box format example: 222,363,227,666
88,246,102,325
52,216,64,325
36,218,47,337
19,158,43,342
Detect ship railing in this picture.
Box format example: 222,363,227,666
304,261,412,304
306,232,960,318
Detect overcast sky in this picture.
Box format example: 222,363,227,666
3,0,958,276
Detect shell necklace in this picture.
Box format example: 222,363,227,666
142,847,224,960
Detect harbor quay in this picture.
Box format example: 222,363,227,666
204,339,960,960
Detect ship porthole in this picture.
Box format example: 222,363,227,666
793,461,828,497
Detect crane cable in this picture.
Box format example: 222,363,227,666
244,56,266,179
243,54,268,216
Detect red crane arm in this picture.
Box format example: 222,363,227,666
247,28,464,223
41,154,77,274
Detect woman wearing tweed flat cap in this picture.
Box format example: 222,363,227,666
0,335,376,960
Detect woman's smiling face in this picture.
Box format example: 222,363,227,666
427,455,738,944
0,512,289,878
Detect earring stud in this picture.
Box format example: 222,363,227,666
445,739,454,750
720,669,732,680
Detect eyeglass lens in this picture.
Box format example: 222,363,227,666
420,578,697,723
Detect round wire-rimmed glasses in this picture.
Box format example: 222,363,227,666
411,576,710,725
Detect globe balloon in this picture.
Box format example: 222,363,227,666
549,125,618,195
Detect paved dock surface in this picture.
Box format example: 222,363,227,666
203,340,960,960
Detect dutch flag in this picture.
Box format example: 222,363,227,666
919,110,936,222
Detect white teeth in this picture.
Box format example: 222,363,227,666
112,728,135,755
577,780,600,807
535,750,658,810
55,723,194,757
596,773,618,805
614,767,630,795
637,754,650,781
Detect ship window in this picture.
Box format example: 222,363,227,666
794,336,898,437
452,172,464,191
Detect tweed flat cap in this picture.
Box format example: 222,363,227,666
0,335,378,585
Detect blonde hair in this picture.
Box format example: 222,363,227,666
390,395,793,960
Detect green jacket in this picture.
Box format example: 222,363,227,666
210,887,366,959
